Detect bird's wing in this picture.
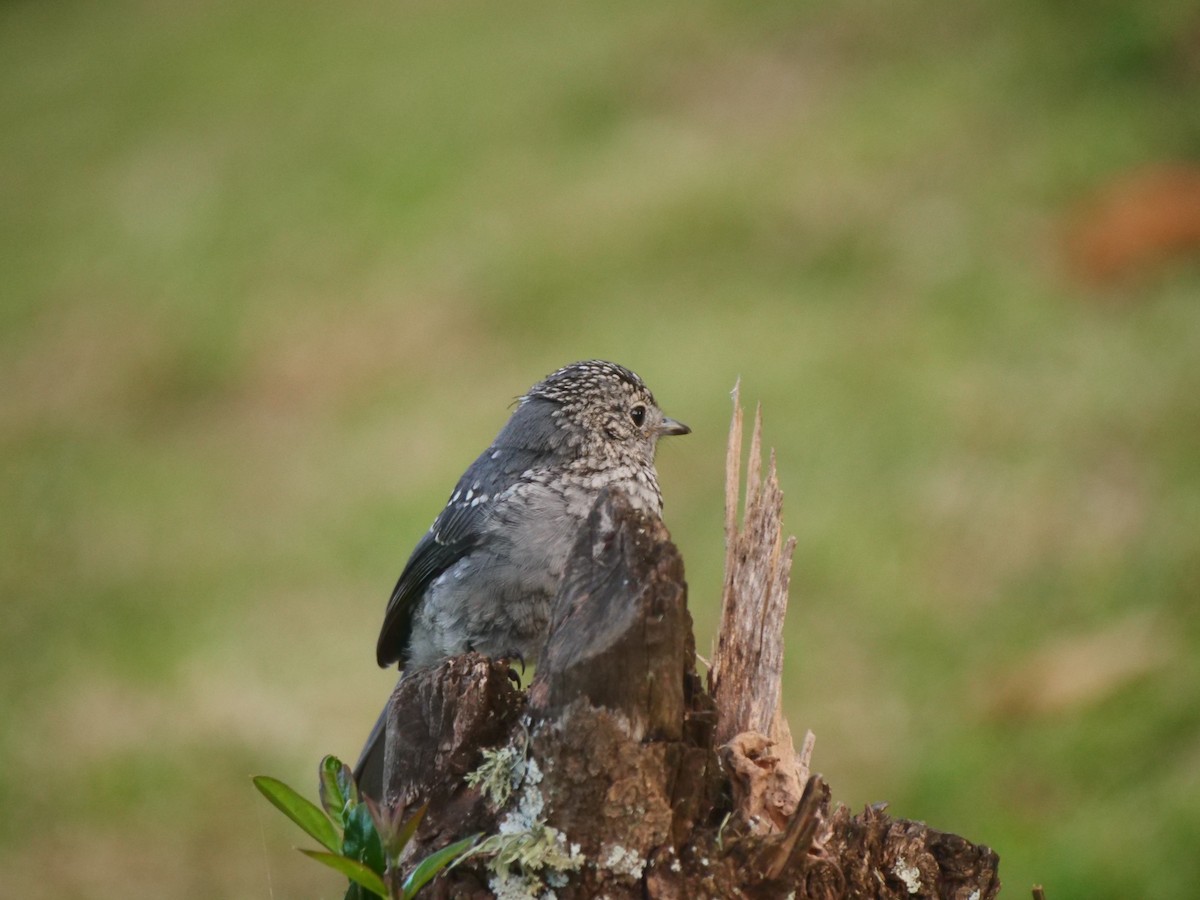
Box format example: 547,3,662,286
374,397,572,668
375,478,490,667
374,438,553,668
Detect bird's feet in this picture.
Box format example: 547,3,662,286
498,650,527,687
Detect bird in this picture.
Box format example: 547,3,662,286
354,360,690,797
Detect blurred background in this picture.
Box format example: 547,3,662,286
3,0,1199,897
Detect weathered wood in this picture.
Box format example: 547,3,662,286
528,486,692,742
383,655,524,807
381,653,523,868
819,803,1001,900
523,488,720,898
709,384,806,839
710,386,797,749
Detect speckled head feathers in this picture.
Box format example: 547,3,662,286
520,360,689,455
526,360,647,404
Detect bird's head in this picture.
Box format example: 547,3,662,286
522,360,690,465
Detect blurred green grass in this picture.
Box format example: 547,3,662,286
2,0,1199,897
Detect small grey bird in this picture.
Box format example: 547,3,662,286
355,360,689,795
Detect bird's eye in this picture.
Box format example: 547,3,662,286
630,404,646,427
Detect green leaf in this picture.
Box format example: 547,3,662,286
389,804,426,860
364,799,426,863
342,801,385,876
400,834,480,899
318,755,358,824
298,850,388,898
253,775,340,853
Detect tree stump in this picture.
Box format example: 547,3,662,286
377,391,1001,898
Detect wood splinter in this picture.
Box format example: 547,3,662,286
710,381,810,841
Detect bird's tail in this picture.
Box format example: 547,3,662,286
352,702,388,801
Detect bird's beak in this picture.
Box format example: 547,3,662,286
658,416,691,437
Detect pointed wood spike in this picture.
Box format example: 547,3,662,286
724,379,743,546
745,403,764,527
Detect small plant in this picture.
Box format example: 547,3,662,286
254,755,478,899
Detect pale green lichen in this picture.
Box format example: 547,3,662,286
465,743,526,809
466,749,584,898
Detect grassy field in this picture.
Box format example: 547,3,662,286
2,0,1199,897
